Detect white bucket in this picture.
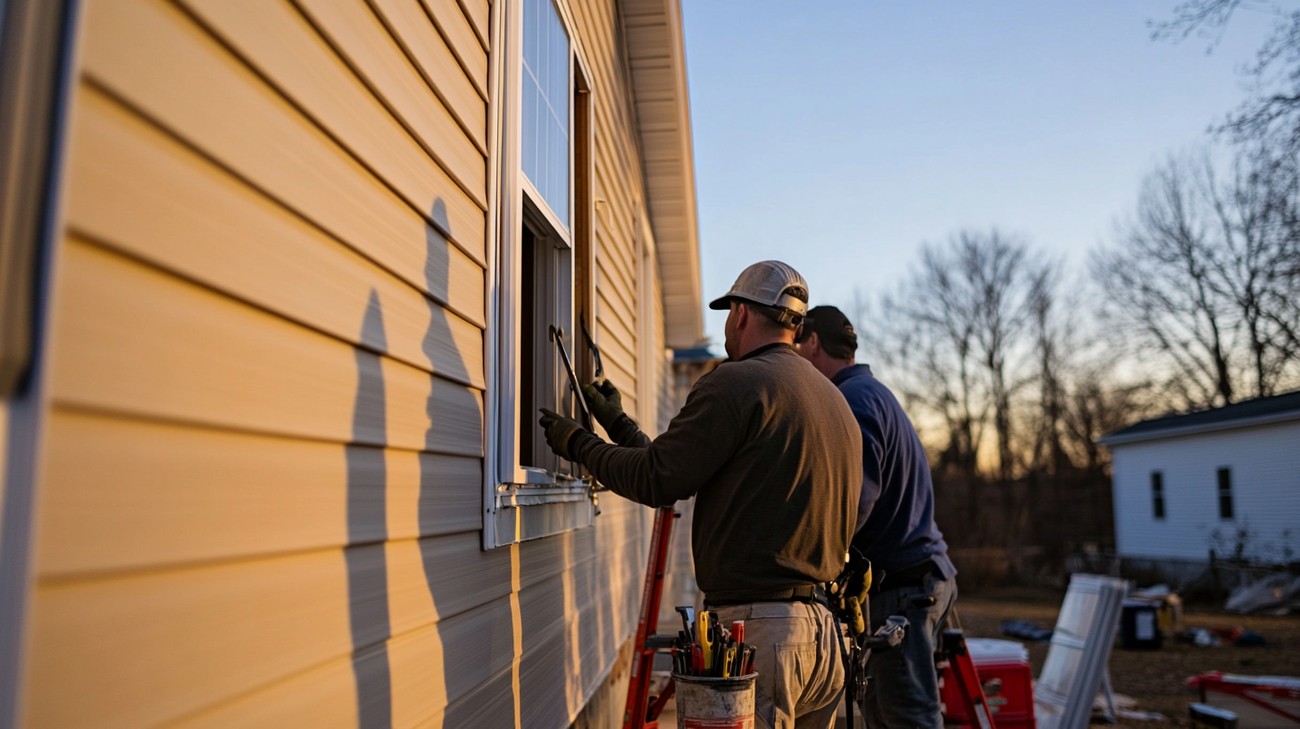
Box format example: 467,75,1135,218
672,672,757,729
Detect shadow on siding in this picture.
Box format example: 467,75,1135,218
347,288,393,728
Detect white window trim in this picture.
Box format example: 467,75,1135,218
483,0,596,549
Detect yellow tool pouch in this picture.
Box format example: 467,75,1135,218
827,559,873,639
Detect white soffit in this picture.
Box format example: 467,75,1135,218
621,0,704,348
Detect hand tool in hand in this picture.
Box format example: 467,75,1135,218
580,313,604,384
549,325,592,429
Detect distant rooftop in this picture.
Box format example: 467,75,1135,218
1098,389,1300,446
673,344,723,363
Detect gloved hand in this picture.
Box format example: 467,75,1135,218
581,379,625,430
538,408,586,461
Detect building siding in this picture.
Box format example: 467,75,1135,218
1111,420,1300,564
19,0,677,727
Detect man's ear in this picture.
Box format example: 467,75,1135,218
733,302,750,328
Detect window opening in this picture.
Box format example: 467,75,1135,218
1217,467,1233,520
1151,471,1165,520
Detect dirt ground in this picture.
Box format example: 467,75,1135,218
953,586,1300,727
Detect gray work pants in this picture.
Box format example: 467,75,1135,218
708,600,845,729
860,572,958,729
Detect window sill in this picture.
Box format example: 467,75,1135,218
489,472,597,547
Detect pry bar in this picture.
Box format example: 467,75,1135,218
550,325,592,430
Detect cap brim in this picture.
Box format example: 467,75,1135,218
708,295,734,310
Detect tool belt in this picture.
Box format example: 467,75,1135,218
873,559,939,592
704,584,823,607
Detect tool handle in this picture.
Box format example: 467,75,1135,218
697,610,713,670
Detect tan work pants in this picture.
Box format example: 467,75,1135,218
708,600,845,729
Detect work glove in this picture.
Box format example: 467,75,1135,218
580,380,650,447
581,380,625,429
538,408,587,462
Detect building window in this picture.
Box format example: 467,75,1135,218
1150,471,1165,520
485,0,595,548
1217,467,1233,520
521,0,569,228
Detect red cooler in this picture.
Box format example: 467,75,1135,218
940,638,1036,729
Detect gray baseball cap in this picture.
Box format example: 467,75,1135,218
708,260,809,320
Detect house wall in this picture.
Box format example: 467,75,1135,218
17,0,673,727
1111,420,1300,564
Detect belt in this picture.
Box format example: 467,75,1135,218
704,584,822,607
875,560,939,592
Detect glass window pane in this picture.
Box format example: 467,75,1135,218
521,0,569,227
522,76,536,185
523,0,536,69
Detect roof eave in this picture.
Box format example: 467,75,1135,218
1097,410,1300,447
621,0,704,349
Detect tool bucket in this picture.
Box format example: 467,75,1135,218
671,672,757,729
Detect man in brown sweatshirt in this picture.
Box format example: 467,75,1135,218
539,260,862,729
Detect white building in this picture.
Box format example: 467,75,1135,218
1099,390,1300,576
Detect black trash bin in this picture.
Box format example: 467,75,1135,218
1120,599,1162,650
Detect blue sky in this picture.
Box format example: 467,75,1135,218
680,2,1276,346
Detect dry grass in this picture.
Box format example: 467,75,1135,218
953,586,1300,727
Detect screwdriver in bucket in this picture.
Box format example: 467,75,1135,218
670,606,756,677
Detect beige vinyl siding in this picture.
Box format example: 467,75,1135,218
22,0,684,726
25,0,492,724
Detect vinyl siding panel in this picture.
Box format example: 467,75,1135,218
20,0,691,725
423,0,490,98
1111,420,1300,563
66,89,485,383
50,239,484,454
39,411,482,576
453,0,490,52
82,0,487,268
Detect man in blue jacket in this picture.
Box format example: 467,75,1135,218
795,305,957,729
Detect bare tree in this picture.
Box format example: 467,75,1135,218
1092,147,1300,409
875,274,985,478
1155,0,1300,155
875,229,1049,482
1027,262,1070,475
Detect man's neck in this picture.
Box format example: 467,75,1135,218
738,336,792,360
821,358,855,380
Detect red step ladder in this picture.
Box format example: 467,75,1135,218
938,629,998,729
624,506,679,729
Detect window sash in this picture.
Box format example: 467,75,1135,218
520,0,570,229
